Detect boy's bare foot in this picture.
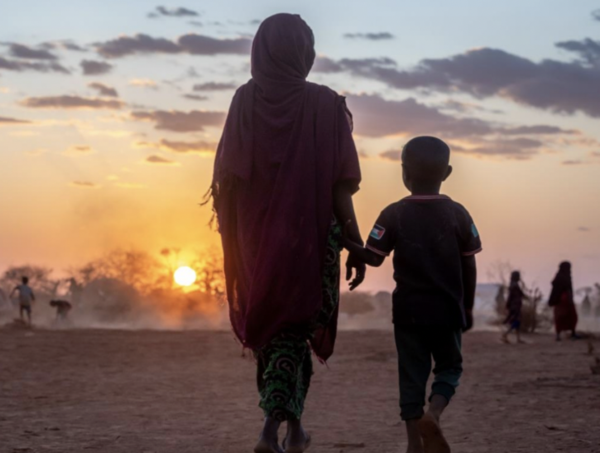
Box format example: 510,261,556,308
419,413,451,453
405,419,424,453
254,437,284,453
284,419,311,453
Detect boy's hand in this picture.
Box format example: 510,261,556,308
346,253,366,291
463,309,474,332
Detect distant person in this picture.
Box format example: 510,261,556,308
581,293,591,316
208,14,363,453
50,300,72,323
10,276,35,325
502,271,528,344
68,278,83,305
549,261,579,341
343,136,481,453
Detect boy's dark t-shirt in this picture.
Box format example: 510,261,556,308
366,195,482,329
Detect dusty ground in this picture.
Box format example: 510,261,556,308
1,327,599,453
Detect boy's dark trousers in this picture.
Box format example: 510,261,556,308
394,325,463,420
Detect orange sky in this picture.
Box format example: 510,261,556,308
1,1,600,296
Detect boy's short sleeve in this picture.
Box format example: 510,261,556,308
455,204,482,256
365,206,397,257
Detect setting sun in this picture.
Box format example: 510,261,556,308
174,266,197,287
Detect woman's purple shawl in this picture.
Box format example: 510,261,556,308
211,14,361,360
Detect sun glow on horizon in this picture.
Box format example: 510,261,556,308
174,266,197,287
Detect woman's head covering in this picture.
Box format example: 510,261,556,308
510,270,521,284
251,14,315,95
211,14,361,360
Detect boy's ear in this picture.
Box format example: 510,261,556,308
443,165,453,181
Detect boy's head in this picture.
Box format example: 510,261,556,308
21,276,29,285
401,136,452,193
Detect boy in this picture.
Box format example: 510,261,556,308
344,136,481,453
11,276,36,326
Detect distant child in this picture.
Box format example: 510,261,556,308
502,271,528,344
10,276,36,325
50,300,72,323
344,136,481,453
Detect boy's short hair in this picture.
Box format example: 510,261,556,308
22,276,29,284
402,136,450,184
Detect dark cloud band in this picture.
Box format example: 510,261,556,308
131,109,225,132
96,33,251,58
20,95,124,109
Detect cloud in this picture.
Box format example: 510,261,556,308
330,47,600,118
0,116,31,125
183,94,208,101
453,138,545,160
555,38,600,65
347,93,493,138
129,78,158,88
131,109,225,132
150,6,200,17
95,33,251,58
63,145,94,156
20,95,124,110
43,40,87,52
439,99,503,115
145,154,179,165
578,226,591,232
8,43,57,60
136,138,216,155
343,32,395,41
592,9,600,21
346,94,556,160
501,125,578,135
0,56,69,74
81,59,113,75
192,81,237,91
381,138,544,161
379,149,402,161
313,56,345,73
562,159,585,165
88,82,118,97
70,181,100,189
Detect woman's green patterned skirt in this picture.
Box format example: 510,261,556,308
254,219,342,421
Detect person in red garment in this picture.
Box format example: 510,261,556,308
208,13,364,453
549,261,580,341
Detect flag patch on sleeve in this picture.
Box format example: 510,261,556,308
370,224,386,240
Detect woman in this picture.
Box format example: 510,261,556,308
209,14,364,453
549,261,579,341
502,271,528,344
